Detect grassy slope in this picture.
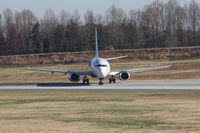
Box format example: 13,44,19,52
0,58,200,83
0,92,200,133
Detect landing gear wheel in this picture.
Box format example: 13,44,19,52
83,76,90,85
109,76,116,84
86,79,89,84
99,79,104,85
99,81,104,85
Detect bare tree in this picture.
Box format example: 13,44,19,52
71,9,81,25
2,9,14,50
140,0,166,47
187,0,200,45
164,0,179,33
15,9,37,53
59,10,71,26
127,10,141,48
84,10,96,25
188,0,199,31
96,14,105,25
41,9,58,52
163,0,180,46
105,5,126,25
0,14,2,30
105,5,127,49
0,14,5,55
174,5,187,45
56,11,71,52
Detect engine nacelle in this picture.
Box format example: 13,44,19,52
120,72,131,80
69,73,80,82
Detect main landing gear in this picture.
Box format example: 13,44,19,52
109,76,116,84
99,76,116,85
83,77,116,85
83,76,90,85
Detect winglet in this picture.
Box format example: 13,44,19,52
95,27,99,58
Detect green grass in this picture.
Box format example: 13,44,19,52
1,92,200,132
58,117,166,129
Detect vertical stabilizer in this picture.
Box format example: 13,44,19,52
95,27,99,58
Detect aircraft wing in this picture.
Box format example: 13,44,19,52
26,68,91,75
109,65,171,75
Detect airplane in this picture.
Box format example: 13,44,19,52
27,28,171,85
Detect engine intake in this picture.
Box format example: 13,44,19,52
120,72,130,80
69,73,80,82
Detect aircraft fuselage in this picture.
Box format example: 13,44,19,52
91,58,110,79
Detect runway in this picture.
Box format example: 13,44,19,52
0,80,200,92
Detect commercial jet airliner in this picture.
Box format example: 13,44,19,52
27,28,171,85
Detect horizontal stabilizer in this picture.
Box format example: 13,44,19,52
106,56,127,61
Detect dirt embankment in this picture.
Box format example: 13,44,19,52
0,46,200,66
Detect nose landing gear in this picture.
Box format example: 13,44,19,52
99,78,104,85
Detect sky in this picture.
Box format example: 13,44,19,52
0,0,192,17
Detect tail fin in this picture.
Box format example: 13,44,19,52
95,27,99,58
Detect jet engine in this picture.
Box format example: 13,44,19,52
120,72,130,80
69,73,80,82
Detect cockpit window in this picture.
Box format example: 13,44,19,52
96,64,107,67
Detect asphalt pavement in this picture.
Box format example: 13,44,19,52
0,80,199,92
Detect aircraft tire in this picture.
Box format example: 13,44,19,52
86,79,90,84
99,81,104,85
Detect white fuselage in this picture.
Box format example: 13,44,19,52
90,58,110,79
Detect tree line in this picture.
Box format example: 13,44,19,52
0,0,200,56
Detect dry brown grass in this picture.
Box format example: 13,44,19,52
131,59,200,80
0,92,200,133
0,46,200,66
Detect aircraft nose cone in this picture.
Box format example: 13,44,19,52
102,72,107,78
99,68,108,78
